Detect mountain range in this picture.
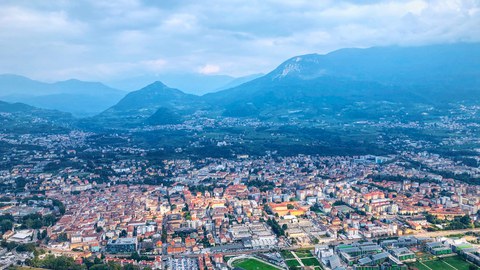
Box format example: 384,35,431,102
1,42,479,128
98,42,480,126
0,74,126,116
0,100,73,134
105,73,264,94
0,72,264,116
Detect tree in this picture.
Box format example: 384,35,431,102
266,218,285,237
130,252,141,261
460,215,472,226
310,204,321,213
0,219,13,233
33,255,85,270
90,265,109,270
57,232,68,242
161,227,167,243
124,264,140,270
37,230,47,240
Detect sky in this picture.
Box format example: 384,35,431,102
0,0,479,83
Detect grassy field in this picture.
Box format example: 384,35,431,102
285,259,301,267
282,248,320,269
301,257,321,266
409,262,431,270
410,255,475,270
443,256,475,270
232,258,281,270
281,250,296,259
294,249,313,258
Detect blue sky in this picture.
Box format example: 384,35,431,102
0,0,479,82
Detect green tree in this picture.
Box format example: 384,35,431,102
57,232,68,242
123,264,140,270
0,219,13,233
90,265,109,270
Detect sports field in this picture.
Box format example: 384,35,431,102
281,249,323,269
410,255,475,270
281,250,296,259
295,249,314,258
232,258,281,270
285,259,301,268
301,257,321,266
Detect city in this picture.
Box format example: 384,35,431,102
0,105,479,269
0,1,480,270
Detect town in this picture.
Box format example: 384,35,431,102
0,118,479,269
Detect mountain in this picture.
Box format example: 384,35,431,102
264,43,480,94
203,43,480,119
146,107,182,125
0,100,73,134
97,43,480,125
214,73,264,91
107,73,235,95
0,75,126,116
97,81,202,127
107,73,265,95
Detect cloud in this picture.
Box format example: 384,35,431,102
198,64,220,75
142,58,168,72
0,0,478,83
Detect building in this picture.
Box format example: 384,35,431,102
8,230,34,243
390,247,415,262
425,242,452,256
106,238,138,253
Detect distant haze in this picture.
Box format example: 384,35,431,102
106,73,264,94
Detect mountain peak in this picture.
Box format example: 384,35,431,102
150,81,168,87
269,53,324,80
101,80,200,119
138,81,183,95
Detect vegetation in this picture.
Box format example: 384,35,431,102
266,218,285,237
410,255,476,270
27,255,85,270
232,257,280,270
0,214,14,233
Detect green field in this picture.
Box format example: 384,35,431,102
285,259,301,268
282,248,320,269
232,258,281,270
443,256,476,270
294,249,313,258
410,256,475,270
301,257,321,266
281,250,296,259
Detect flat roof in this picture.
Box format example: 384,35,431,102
107,237,137,245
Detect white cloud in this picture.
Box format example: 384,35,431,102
0,0,478,82
142,58,168,72
198,64,220,74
